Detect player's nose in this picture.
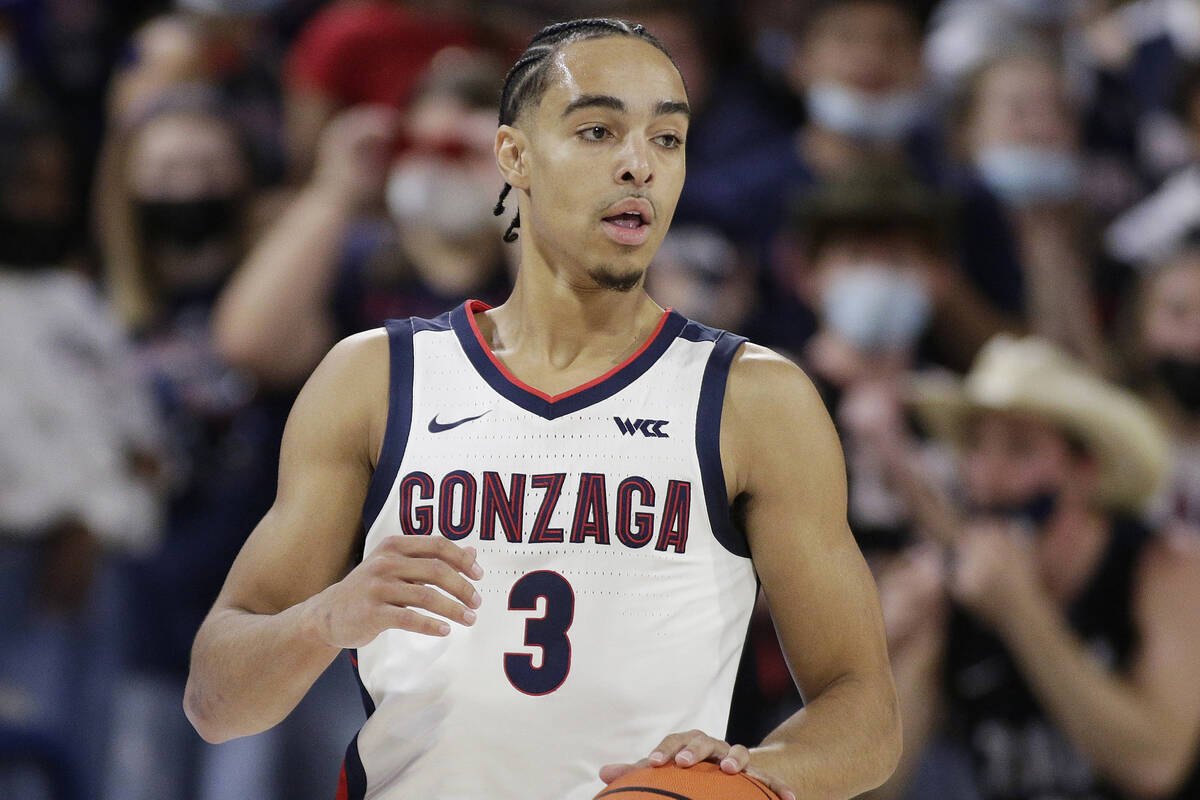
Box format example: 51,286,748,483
614,137,653,187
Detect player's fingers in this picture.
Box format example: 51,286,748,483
647,730,703,765
381,536,484,579
745,767,796,800
718,744,751,773
386,582,476,627
431,537,483,579
398,558,482,609
598,759,651,784
675,731,725,766
381,605,450,637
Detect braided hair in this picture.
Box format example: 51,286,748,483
492,18,676,243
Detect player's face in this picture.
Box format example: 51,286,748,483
515,36,689,290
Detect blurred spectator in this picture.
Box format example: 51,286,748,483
283,0,480,178
789,168,1004,543
216,49,511,389
95,87,361,800
872,335,1200,800
680,0,934,248
1083,0,1200,184
953,47,1110,368
0,92,163,798
1122,247,1200,531
1107,60,1200,268
106,2,291,186
925,0,1083,90
774,166,1018,370
646,225,756,334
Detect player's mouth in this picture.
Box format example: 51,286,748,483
601,199,653,246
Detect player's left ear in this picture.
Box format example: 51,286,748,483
495,125,531,191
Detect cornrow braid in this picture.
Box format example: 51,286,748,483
491,17,677,242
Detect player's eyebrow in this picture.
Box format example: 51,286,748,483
561,94,625,117
653,100,691,119
560,95,691,120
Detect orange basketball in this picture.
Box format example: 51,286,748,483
594,761,781,799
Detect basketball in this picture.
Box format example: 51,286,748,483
594,762,781,799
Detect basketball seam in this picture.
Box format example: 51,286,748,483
595,788,695,800
741,773,775,799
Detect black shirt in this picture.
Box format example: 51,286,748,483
943,516,1199,800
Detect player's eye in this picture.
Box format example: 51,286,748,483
579,125,613,142
655,134,683,150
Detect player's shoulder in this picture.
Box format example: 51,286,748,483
724,340,825,426
295,326,391,421
318,326,391,382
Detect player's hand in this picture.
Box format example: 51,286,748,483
599,731,797,800
304,535,483,648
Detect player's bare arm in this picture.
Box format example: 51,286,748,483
604,345,902,797
729,345,901,795
183,331,483,742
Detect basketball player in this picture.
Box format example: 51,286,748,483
184,19,901,799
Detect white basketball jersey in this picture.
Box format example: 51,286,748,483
340,300,758,800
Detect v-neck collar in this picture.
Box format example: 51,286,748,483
450,299,685,420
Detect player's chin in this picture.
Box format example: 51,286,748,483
587,264,645,292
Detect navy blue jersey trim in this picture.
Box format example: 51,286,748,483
679,319,725,343
411,309,453,334
342,732,368,800
348,650,375,718
361,318,416,531
696,331,750,558
450,301,689,420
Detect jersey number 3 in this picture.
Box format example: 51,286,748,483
504,571,574,695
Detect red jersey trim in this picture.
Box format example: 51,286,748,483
462,299,673,403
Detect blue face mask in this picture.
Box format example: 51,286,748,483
974,145,1082,206
821,265,932,353
806,82,925,143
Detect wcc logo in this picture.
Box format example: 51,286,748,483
614,417,670,438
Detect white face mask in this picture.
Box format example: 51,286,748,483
806,82,926,143
821,265,932,353
386,161,495,242
973,145,1083,206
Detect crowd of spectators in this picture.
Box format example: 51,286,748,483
2,1,1200,799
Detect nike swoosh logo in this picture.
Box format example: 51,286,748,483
428,410,492,433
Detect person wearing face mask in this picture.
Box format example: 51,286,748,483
214,49,511,391
1121,247,1200,531
954,48,1110,372
97,88,363,800
677,0,935,250
867,335,1200,800
779,166,1019,375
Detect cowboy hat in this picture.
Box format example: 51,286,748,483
909,335,1169,510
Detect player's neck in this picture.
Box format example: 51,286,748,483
477,259,665,389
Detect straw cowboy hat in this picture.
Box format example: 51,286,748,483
909,335,1170,511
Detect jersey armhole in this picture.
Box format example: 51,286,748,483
361,318,415,532
696,331,751,558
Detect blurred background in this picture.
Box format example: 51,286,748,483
2,0,1200,798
